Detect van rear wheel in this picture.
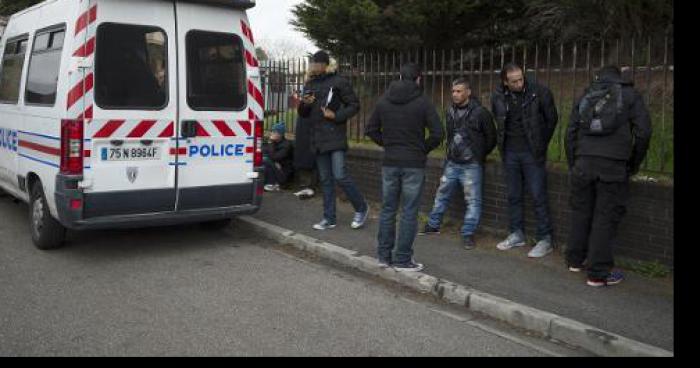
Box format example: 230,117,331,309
29,182,66,250
200,218,232,230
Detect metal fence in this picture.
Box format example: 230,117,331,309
261,37,674,175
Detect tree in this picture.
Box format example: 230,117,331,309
291,0,673,55
255,47,269,62
0,0,41,16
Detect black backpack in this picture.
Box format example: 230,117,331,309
578,82,625,136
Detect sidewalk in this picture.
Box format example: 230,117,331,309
253,191,674,352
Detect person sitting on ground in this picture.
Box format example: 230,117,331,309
262,122,294,192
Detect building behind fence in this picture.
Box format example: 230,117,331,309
261,37,674,175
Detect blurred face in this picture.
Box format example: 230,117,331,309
504,69,525,92
452,83,471,106
309,62,327,76
270,131,282,142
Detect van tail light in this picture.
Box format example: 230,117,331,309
60,119,84,175
253,120,263,168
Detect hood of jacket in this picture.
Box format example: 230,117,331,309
386,79,423,105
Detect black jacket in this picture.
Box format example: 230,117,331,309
263,138,294,177
491,79,558,163
565,72,652,175
298,71,360,154
445,98,497,165
365,80,444,168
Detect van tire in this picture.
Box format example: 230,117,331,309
200,218,232,230
29,182,66,250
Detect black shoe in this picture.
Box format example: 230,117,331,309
419,224,440,236
464,236,476,250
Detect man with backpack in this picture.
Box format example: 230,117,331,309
565,65,652,287
420,78,496,250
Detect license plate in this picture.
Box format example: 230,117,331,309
101,145,161,161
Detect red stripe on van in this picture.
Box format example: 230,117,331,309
93,120,125,138
73,36,95,57
212,121,236,137
247,80,264,110
237,121,252,136
241,20,254,44
19,140,60,156
158,122,174,138
195,122,210,137
245,49,259,67
127,120,157,138
66,73,94,110
245,147,254,154
170,147,187,155
84,150,91,158
75,5,97,36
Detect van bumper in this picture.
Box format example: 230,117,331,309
55,175,263,231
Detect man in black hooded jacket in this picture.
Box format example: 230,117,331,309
565,65,652,287
366,63,444,272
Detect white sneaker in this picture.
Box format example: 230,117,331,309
264,184,280,192
496,231,527,251
351,206,369,229
312,219,337,231
528,237,553,258
294,188,315,198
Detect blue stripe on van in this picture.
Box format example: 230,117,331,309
19,154,59,168
18,131,60,141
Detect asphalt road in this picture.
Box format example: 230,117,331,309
0,193,584,356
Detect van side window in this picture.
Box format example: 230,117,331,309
95,23,167,110
186,31,246,111
0,36,29,104
26,27,66,105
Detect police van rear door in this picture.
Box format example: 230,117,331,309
84,0,178,218
174,1,257,211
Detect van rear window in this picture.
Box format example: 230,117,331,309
186,31,246,111
0,35,29,104
95,23,167,110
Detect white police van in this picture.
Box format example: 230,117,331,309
0,0,265,250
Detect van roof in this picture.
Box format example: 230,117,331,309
8,0,255,20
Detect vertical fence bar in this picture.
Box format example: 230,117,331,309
523,43,528,74
570,43,578,160
534,43,539,83
557,43,565,161
645,37,653,105
660,36,669,173
441,49,446,112
481,48,486,102
586,41,592,84
546,41,552,88
432,49,437,106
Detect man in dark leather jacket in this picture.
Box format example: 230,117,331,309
421,78,496,251
491,63,558,258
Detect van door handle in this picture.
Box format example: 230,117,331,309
181,120,198,138
110,140,124,146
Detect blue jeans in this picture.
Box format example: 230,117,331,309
504,149,553,240
316,150,367,224
377,167,426,265
427,161,483,238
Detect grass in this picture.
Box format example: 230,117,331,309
617,259,672,279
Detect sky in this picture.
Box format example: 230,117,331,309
247,0,317,58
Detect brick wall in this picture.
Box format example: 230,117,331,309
344,148,674,267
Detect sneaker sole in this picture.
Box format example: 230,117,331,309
528,249,554,258
587,279,623,287
313,225,337,231
569,267,583,273
394,267,425,272
497,242,526,251
418,232,441,236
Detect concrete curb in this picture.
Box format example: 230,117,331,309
236,216,674,357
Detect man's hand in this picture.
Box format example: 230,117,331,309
321,107,336,121
302,95,316,105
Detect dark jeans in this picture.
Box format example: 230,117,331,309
316,150,367,224
504,149,553,240
264,160,288,186
566,157,629,279
377,167,426,265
